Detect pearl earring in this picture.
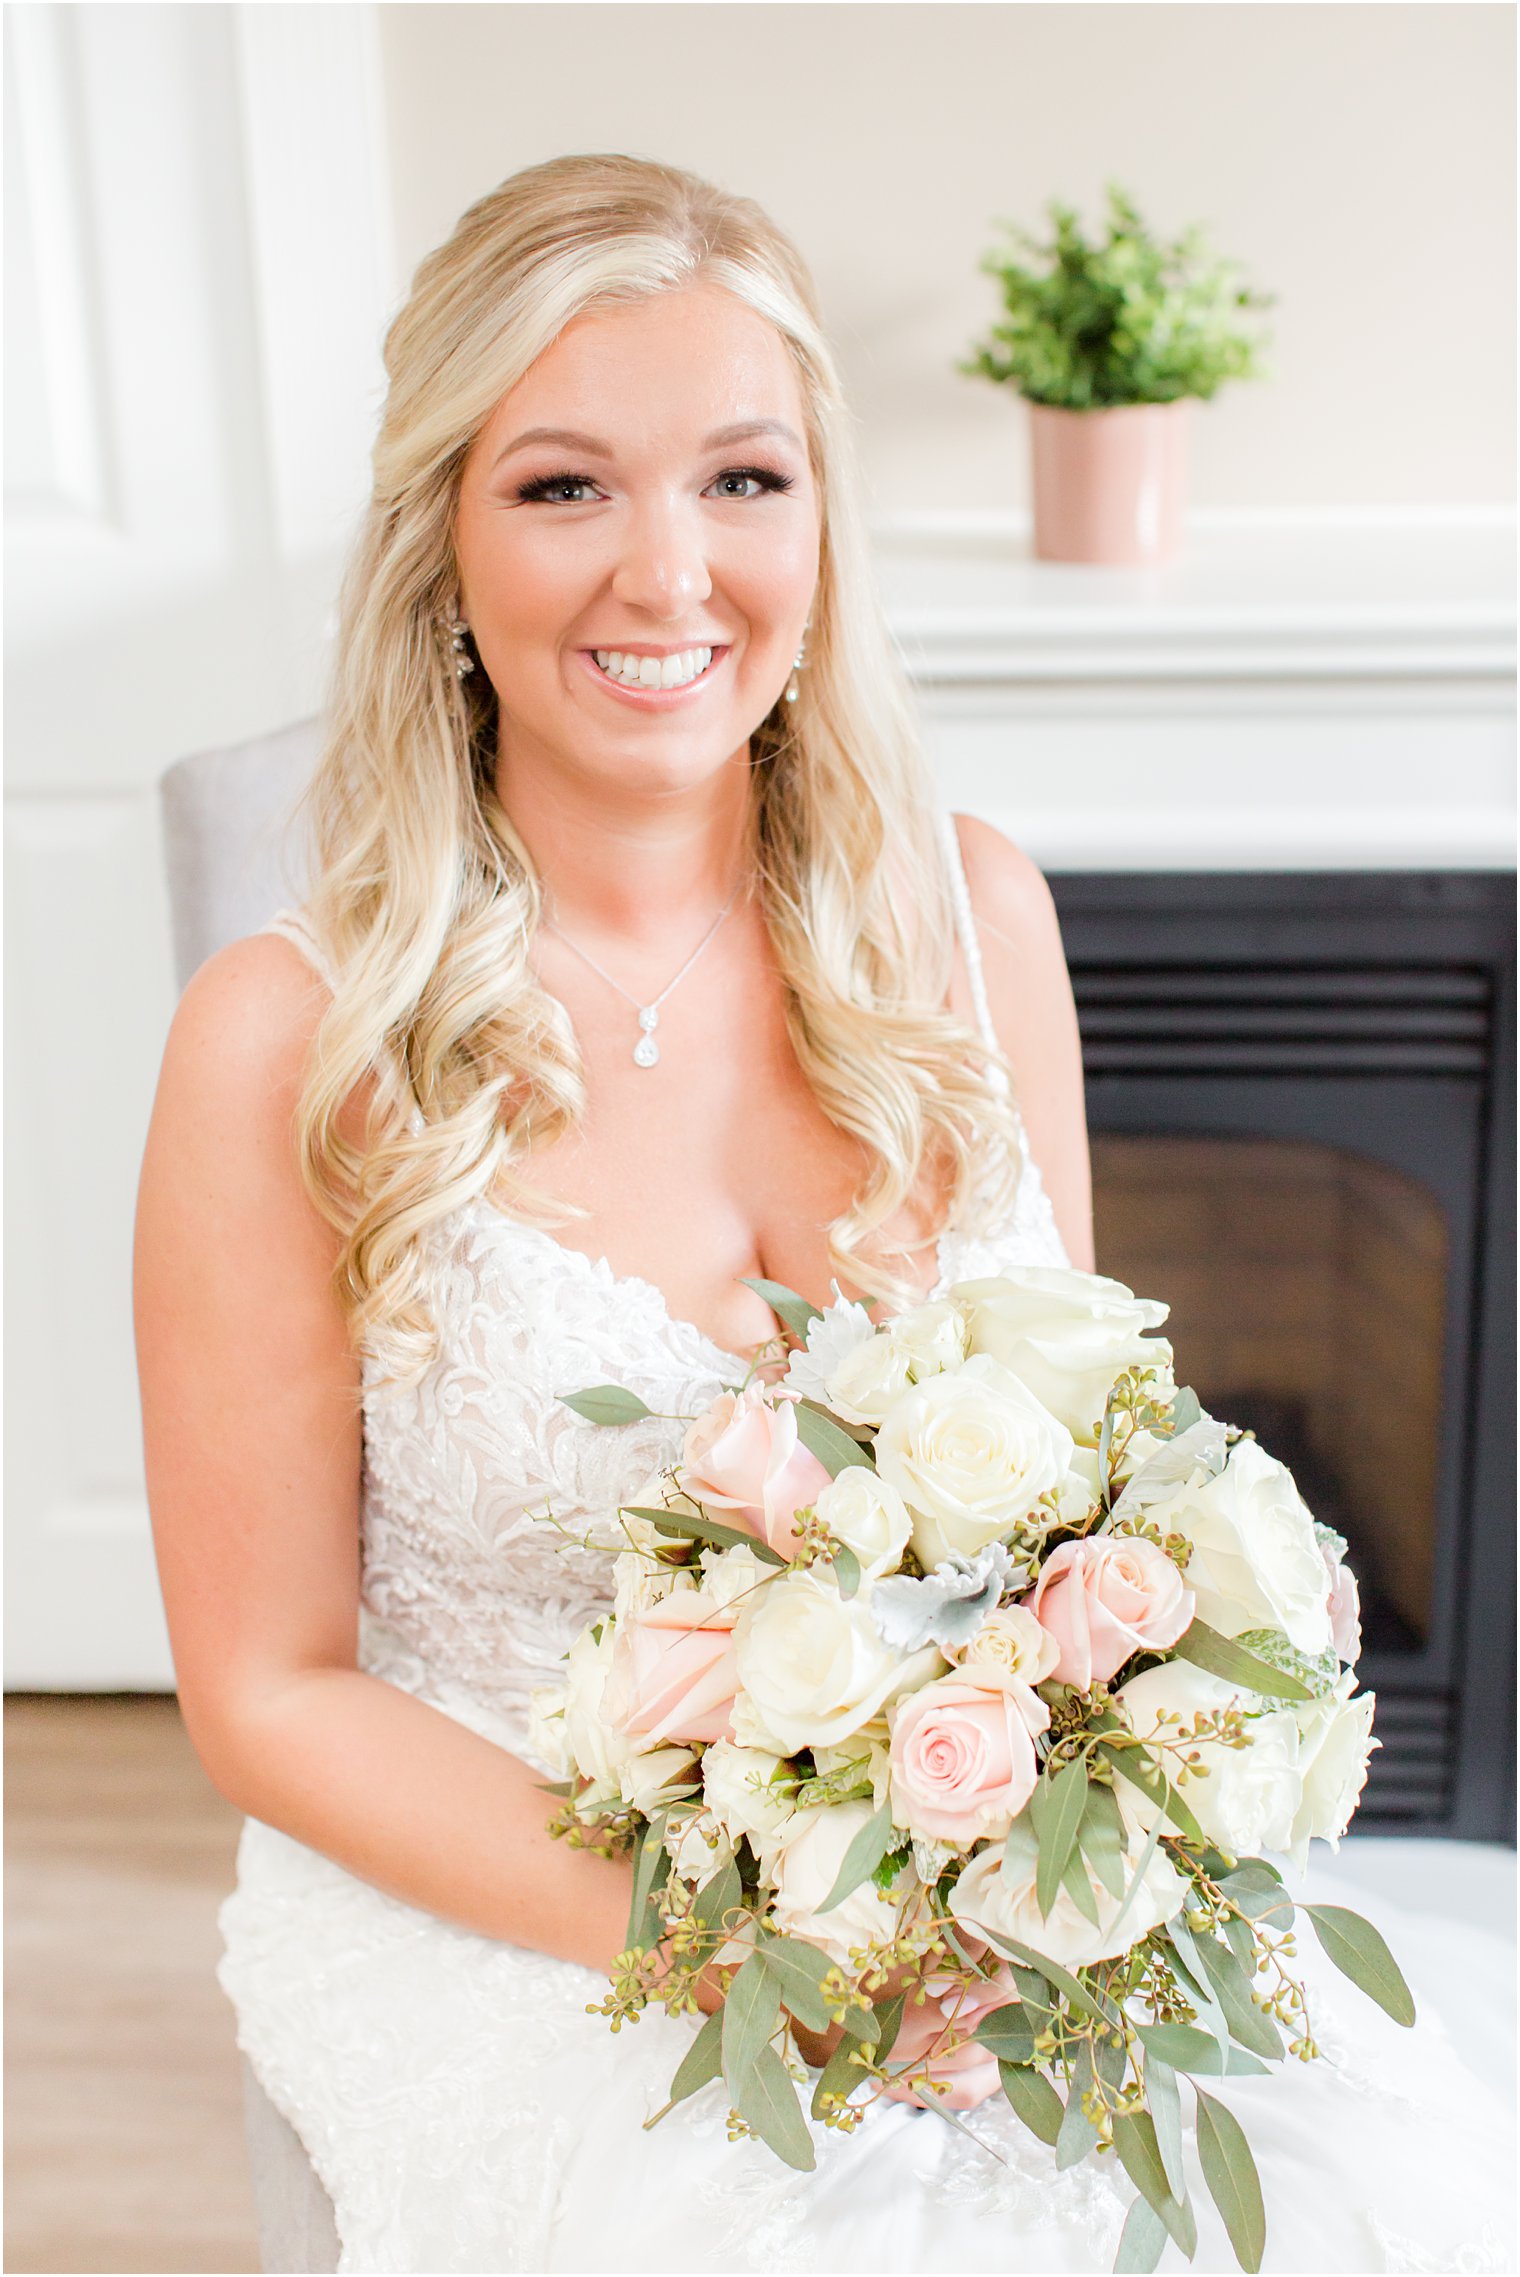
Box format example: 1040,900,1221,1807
445,614,475,682
785,624,809,704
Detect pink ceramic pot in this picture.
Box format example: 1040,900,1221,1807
1027,399,1189,565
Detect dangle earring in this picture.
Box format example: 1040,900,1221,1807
785,622,810,704
445,610,475,682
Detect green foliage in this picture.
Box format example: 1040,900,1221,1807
1196,2085,1267,2270
1304,1904,1417,2027
961,181,1273,409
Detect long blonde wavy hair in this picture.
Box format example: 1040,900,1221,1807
281,153,1022,1387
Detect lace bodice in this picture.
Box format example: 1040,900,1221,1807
261,816,1068,1761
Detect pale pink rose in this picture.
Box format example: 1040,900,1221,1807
888,1668,1049,1846
1322,1538,1363,1664
881,1964,1020,2112
605,1592,739,1746
681,1385,832,1556
1025,1534,1194,1688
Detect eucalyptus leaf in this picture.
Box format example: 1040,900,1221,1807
1223,1909,1256,1972
658,2008,723,2118
1136,2022,1268,2077
720,1953,782,2105
626,1818,672,1949
1219,1864,1294,1929
980,1934,1123,2031
692,1853,743,1943
810,2033,863,2119
1001,1807,1042,1888
736,2039,816,2171
998,2062,1064,2147
558,1383,654,1426
817,1800,896,1915
625,1507,787,1567
1194,1934,1283,2061
1171,1617,1313,1702
1113,2193,1169,2274
830,1542,862,1598
1080,1782,1128,1901
1303,1905,1416,2028
1145,2052,1185,2200
756,1931,834,2034
1095,1737,1205,1845
1055,2040,1099,2170
1164,1915,1231,2069
1032,1760,1091,1921
1060,1841,1103,1927
1112,2110,1197,2256
1196,2084,1266,2271
971,2007,1038,2065
794,1399,876,1476
739,1275,824,1342
1168,1385,1204,1436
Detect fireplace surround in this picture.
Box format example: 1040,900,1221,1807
1049,870,1515,1841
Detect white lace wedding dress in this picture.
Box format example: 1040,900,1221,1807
218,823,1514,2275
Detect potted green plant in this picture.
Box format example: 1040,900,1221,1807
961,183,1273,564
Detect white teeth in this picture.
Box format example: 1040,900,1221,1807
590,646,714,690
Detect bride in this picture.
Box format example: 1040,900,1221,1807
135,155,1512,2275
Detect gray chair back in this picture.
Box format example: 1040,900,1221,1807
158,717,325,990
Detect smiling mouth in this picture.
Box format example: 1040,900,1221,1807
589,646,718,691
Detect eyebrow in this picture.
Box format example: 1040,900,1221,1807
492,418,805,467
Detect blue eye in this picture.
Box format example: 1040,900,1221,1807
514,473,600,504
709,467,794,499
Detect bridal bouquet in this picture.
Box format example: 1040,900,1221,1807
535,1268,1408,2275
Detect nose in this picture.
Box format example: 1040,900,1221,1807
609,494,713,620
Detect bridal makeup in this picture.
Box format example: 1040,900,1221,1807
452,281,821,794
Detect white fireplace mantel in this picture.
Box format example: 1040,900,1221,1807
873,511,1515,872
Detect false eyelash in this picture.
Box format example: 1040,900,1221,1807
512,465,796,504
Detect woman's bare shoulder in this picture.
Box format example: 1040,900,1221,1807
949,811,1061,950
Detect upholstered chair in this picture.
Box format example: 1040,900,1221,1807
158,720,343,2273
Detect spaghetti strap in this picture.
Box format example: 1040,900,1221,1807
937,807,1010,1093
259,906,341,994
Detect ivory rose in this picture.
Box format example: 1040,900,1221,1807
1125,1437,1334,1658
1024,1533,1194,1688
604,1586,741,1749
812,1467,913,1581
888,1667,1049,1845
825,1334,915,1428
681,1385,831,1556
1115,1659,1304,1855
768,1800,899,1963
951,1789,1188,1967
1286,1669,1378,1870
732,1569,940,1754
880,1963,1020,2112
954,1603,1060,1686
700,1739,797,1868
874,1354,1075,1571
952,1268,1173,1445
887,1299,970,1381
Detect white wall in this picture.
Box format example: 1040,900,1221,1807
379,1,1516,518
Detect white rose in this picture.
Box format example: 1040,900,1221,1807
956,1603,1061,1685
663,1806,730,1889
1052,1447,1104,1532
1116,1659,1304,1856
769,1800,900,1963
1287,1671,1378,1871
526,1684,572,1780
952,1268,1173,1446
613,1542,696,1622
875,1353,1075,1570
951,1796,1187,1967
697,1542,777,1617
1136,1438,1334,1657
813,1468,913,1580
888,1299,970,1380
733,1568,941,1754
700,1739,798,1867
826,1334,915,1428
619,1746,699,1815
562,1622,631,1796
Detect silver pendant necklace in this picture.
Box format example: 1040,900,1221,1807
543,879,746,1067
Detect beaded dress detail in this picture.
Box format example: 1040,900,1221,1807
216,815,1513,2275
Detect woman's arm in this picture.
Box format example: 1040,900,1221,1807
133,937,631,1968
952,813,1095,1272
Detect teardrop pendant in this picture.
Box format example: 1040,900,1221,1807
633,1035,660,1068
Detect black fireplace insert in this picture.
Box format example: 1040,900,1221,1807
1048,871,1516,1843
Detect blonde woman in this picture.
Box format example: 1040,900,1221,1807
135,158,1511,2274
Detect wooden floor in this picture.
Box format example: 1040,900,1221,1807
5,1695,260,2275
